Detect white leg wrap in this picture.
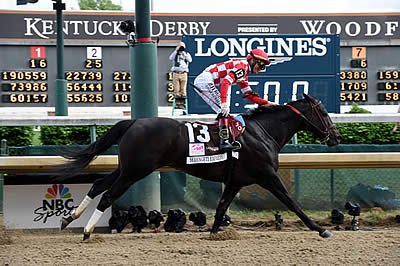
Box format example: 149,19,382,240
72,195,92,219
84,209,103,234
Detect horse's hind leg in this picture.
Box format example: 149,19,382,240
258,173,332,238
82,170,149,240
210,184,241,234
60,168,120,230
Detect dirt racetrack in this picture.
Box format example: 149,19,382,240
1,220,400,266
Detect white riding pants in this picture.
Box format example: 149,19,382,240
193,71,221,114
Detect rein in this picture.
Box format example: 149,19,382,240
285,102,332,143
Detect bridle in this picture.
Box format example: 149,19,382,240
285,101,334,144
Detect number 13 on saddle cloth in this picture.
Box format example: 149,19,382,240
185,115,245,164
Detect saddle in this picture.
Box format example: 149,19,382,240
196,115,246,143
185,115,245,164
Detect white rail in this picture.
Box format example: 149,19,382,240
1,113,400,126
2,152,400,174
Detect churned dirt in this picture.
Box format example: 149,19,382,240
1,217,400,266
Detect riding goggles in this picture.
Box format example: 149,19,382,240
255,59,266,70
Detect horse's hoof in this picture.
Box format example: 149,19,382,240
83,233,91,241
320,230,333,238
60,216,74,230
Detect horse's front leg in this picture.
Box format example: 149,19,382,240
258,170,332,238
211,184,241,234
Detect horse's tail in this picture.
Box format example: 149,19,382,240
55,120,135,180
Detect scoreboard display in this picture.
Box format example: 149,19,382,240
0,45,122,106
0,45,174,107
339,46,400,106
1,46,48,105
2,42,400,109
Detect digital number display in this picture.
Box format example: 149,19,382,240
167,82,174,103
340,71,368,80
113,71,130,81
226,77,338,113
167,72,174,103
2,71,47,81
260,80,310,104
29,59,47,68
0,45,185,107
113,94,130,103
1,60,49,104
340,82,367,91
112,71,131,102
378,92,400,101
67,83,102,92
2,82,47,92
377,70,400,80
85,59,102,69
376,72,400,103
340,92,367,102
65,71,102,81
350,59,367,68
2,93,48,103
377,82,400,90
67,93,103,103
113,83,130,92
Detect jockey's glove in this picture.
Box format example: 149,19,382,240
221,102,230,117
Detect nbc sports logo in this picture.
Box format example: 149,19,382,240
34,184,76,223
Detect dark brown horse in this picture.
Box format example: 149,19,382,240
57,94,342,240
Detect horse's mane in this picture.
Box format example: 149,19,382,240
242,98,307,118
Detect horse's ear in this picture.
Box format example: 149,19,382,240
303,93,312,102
303,93,317,103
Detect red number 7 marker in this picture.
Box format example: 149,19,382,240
31,46,46,58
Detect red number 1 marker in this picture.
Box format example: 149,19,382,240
31,46,46,58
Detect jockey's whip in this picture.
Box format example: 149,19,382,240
190,82,221,109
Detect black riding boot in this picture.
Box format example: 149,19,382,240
218,117,235,152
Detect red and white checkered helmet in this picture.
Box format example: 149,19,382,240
246,49,270,65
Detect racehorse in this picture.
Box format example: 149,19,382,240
57,94,342,240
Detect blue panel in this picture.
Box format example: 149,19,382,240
184,34,340,114
17,0,28,5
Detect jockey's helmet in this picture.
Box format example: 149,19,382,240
246,49,270,71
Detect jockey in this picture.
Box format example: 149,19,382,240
193,48,272,152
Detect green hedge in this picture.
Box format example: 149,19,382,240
294,104,400,144
7,122,397,146
40,125,112,145
297,123,400,144
2,104,399,146
0,126,33,146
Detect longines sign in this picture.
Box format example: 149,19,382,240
0,11,399,41
184,34,340,114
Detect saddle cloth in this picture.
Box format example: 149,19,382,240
185,115,245,164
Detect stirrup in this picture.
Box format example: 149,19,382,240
232,141,242,151
219,141,235,152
